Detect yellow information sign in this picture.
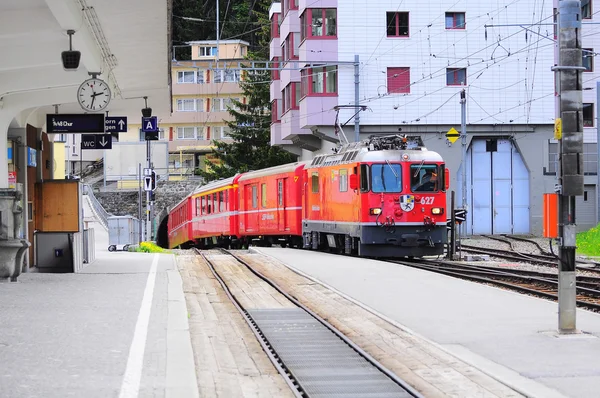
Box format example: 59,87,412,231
446,127,460,144
554,118,562,140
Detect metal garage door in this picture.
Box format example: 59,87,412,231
576,185,596,232
457,138,530,234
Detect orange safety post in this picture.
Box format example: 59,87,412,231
543,193,558,238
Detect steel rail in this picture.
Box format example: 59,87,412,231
391,259,600,311
194,249,305,398
219,248,423,398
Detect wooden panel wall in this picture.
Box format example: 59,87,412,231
35,181,80,232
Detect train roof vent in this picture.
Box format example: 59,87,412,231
311,157,319,166
350,151,358,160
342,153,350,162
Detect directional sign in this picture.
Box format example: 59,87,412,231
81,134,112,150
144,176,153,191
141,116,158,132
446,127,460,144
105,117,128,133
454,208,467,223
46,114,105,133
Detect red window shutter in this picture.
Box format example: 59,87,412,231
387,67,410,94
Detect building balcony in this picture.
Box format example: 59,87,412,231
271,80,281,101
281,109,320,151
298,0,337,12
280,10,299,39
168,138,232,153
173,82,242,96
270,38,282,59
280,66,301,88
299,38,338,63
299,96,338,129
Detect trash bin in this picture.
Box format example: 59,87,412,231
107,216,140,252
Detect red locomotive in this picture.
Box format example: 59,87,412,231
162,135,448,257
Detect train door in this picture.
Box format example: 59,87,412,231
277,178,287,231
245,184,259,232
244,185,253,232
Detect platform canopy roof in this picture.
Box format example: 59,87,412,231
0,0,172,129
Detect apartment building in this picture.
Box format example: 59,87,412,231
117,39,248,178
270,0,600,234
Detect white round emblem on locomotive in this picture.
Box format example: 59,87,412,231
399,194,415,211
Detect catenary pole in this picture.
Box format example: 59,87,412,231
555,0,584,333
146,139,151,242
354,54,360,142
596,81,600,225
460,89,467,236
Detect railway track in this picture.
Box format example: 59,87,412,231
195,248,421,398
391,259,600,312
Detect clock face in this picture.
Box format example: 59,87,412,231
77,78,111,112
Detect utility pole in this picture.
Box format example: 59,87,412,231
460,89,467,236
138,163,142,244
146,136,151,242
596,81,600,225
554,0,584,333
216,0,219,63
354,54,360,142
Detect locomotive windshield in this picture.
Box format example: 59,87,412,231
371,163,402,193
411,164,439,192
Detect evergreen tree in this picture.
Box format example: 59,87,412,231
197,0,298,182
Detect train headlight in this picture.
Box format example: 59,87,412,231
431,208,444,215
370,208,382,215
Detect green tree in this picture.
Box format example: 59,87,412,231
197,0,297,182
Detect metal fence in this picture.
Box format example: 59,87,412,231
83,184,111,228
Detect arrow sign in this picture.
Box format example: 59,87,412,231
144,176,153,191
105,116,128,133
454,208,467,223
80,134,112,150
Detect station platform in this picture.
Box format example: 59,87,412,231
0,200,197,398
251,247,600,398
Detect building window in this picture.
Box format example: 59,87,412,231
301,66,337,96
271,13,280,38
288,0,297,11
198,46,217,57
301,9,337,39
584,143,598,173
196,70,205,84
212,126,231,140
584,103,594,127
177,71,195,83
283,83,300,113
283,33,300,61
386,12,409,37
582,0,592,19
272,57,281,80
271,100,280,123
583,49,594,72
311,172,319,193
176,127,204,140
447,68,467,85
158,128,167,140
445,12,465,29
548,142,558,174
176,99,196,111
224,69,241,82
387,67,410,94
339,169,348,192
212,98,237,111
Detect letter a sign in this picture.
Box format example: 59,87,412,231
141,116,158,133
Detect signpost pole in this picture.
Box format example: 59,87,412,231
146,139,151,242
138,163,143,244
460,89,467,238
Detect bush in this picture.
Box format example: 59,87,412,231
136,241,167,253
576,225,600,257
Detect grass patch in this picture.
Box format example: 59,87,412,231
136,241,168,254
576,225,600,257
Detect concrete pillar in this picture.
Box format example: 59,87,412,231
0,112,12,188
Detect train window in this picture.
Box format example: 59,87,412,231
411,164,439,192
339,169,348,192
371,163,402,193
202,196,207,214
278,180,284,206
213,193,218,213
261,183,267,208
252,185,258,208
311,172,319,193
196,198,200,215
219,191,225,212
225,190,229,211
359,164,370,192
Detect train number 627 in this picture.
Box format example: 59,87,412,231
420,197,435,205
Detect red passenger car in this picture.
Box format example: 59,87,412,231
237,162,306,247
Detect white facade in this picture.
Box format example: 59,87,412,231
335,1,555,130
